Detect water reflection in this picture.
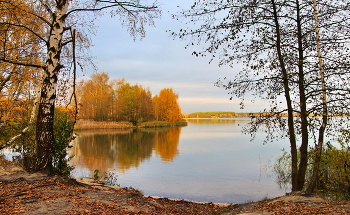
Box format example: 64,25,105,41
69,119,287,203
70,127,181,175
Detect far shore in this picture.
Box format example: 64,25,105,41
74,120,188,130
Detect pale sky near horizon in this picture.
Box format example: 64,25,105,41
86,0,269,114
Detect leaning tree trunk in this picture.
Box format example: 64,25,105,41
35,1,69,174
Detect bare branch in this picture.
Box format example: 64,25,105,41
66,1,158,18
67,28,78,124
61,39,73,47
0,58,44,69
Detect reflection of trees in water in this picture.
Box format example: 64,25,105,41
116,131,153,172
153,127,181,162
70,127,181,175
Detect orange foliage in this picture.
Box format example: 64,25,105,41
153,88,182,122
153,127,181,162
77,73,183,123
0,0,43,126
77,73,114,121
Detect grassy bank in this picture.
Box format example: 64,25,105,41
74,120,132,130
74,120,187,130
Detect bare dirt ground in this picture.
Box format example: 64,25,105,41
1,158,349,215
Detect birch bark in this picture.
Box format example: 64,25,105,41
35,1,69,173
306,0,328,193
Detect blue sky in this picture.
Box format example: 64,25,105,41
86,0,268,114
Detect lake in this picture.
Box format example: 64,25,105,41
69,118,289,203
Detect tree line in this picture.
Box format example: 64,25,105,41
78,73,182,124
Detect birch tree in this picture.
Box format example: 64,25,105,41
305,0,328,194
1,0,160,174
173,0,350,192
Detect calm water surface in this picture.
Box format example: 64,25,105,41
70,118,289,203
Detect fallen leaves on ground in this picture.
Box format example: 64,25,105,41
0,177,228,214
1,158,350,215
254,196,350,215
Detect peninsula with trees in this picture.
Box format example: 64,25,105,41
75,72,185,129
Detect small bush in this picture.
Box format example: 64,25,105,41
93,169,100,180
52,108,75,176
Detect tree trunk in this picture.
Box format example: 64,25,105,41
296,0,309,191
306,0,328,194
35,1,68,174
271,0,299,191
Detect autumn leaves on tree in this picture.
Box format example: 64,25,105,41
78,73,183,124
1,0,160,173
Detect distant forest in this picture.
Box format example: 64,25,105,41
77,73,183,124
184,112,262,118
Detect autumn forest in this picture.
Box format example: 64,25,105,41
78,72,183,124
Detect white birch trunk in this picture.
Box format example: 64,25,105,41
35,1,69,173
306,0,328,194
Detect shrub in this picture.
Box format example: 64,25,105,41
52,108,75,176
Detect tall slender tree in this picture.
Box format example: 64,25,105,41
306,0,328,194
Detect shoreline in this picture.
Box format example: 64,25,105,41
0,158,349,214
76,177,230,205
